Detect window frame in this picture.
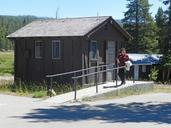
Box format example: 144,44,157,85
52,40,61,60
35,40,43,59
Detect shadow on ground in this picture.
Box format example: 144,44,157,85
16,102,171,124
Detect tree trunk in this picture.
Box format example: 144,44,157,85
166,69,171,81
162,68,165,81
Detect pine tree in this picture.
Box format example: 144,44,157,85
0,15,41,51
122,0,158,53
162,0,171,81
155,7,166,53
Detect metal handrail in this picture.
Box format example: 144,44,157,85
47,62,136,98
72,66,125,79
46,63,115,78
72,65,126,100
46,63,116,97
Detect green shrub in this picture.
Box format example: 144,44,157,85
150,66,159,81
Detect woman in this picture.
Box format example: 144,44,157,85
116,48,129,85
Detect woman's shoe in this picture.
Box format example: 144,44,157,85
120,81,126,85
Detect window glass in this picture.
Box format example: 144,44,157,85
35,41,43,58
90,41,97,60
52,40,60,59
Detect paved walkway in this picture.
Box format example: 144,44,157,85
45,81,153,104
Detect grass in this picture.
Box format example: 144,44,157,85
0,80,76,98
0,80,171,99
153,84,171,93
0,51,14,75
83,84,171,102
32,91,47,98
0,80,47,98
0,51,50,98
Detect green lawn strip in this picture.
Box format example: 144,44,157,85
0,51,14,75
82,84,171,102
0,80,74,98
0,87,47,98
0,80,47,98
153,84,171,93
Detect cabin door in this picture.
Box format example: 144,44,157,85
106,41,116,81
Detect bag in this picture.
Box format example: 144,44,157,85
125,60,133,71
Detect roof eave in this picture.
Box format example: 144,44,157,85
7,35,85,39
84,16,111,38
84,16,132,40
110,18,133,40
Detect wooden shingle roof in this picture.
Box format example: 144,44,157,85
7,16,132,39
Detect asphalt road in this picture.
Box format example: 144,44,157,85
1,93,171,128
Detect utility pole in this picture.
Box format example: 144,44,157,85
97,12,99,20
56,7,59,19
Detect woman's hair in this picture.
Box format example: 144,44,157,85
120,48,126,53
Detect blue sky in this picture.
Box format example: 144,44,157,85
0,0,167,19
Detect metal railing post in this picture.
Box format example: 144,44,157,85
73,78,77,100
112,65,115,82
116,66,118,86
47,78,50,96
103,66,105,84
95,67,98,93
50,77,53,97
133,65,135,83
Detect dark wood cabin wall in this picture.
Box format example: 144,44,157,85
15,37,83,82
88,22,126,66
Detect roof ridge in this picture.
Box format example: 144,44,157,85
58,16,110,19
34,16,111,22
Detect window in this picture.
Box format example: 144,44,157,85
52,40,61,59
35,41,43,59
90,41,97,60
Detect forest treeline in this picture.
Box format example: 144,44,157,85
0,15,47,50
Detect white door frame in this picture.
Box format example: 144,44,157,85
106,41,116,81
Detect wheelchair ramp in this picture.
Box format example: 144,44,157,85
45,81,153,104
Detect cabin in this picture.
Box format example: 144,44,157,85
7,16,131,83
128,53,162,80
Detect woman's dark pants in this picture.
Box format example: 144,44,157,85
118,68,126,84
